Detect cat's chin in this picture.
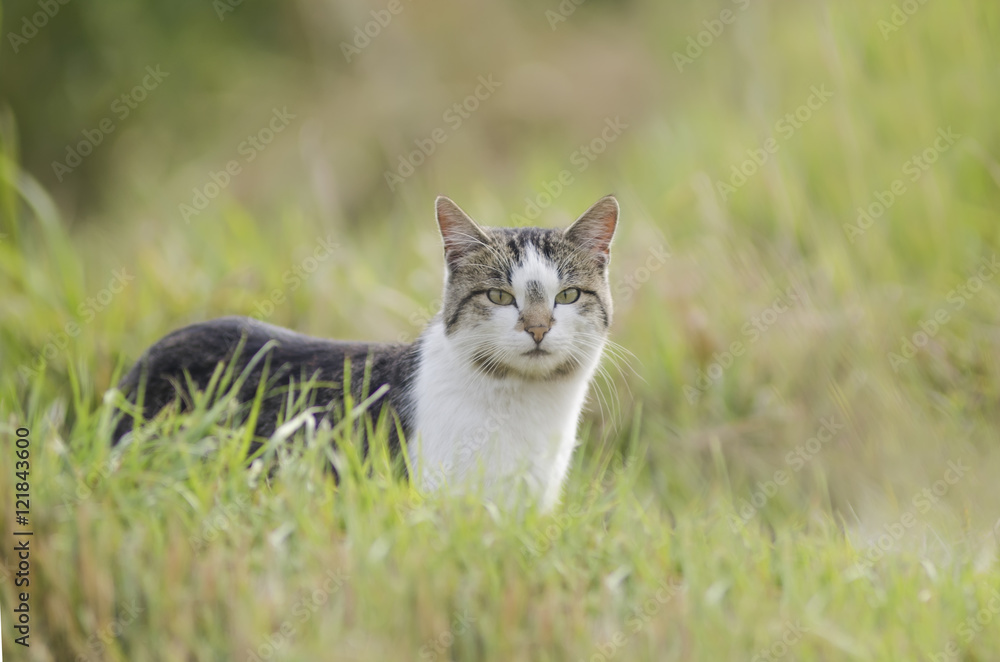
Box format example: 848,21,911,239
469,350,584,382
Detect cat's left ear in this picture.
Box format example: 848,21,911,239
436,196,490,271
565,195,618,259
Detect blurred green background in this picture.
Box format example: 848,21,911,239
3,0,1000,659
5,0,998,505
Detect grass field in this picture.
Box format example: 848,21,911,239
2,0,1000,659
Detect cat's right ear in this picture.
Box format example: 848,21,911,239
436,196,489,271
565,195,618,259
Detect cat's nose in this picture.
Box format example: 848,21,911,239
525,326,549,344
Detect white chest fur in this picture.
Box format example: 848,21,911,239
409,321,601,512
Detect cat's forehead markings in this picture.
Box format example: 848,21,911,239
511,247,559,299
524,280,546,304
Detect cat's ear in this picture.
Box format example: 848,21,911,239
436,196,489,270
565,195,618,259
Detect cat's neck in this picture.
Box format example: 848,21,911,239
408,319,602,511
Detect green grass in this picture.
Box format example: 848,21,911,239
3,0,1000,659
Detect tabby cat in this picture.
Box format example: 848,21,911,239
113,195,619,511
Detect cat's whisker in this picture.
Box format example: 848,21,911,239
594,363,625,429
567,335,634,417
565,343,620,433
582,353,612,431
574,333,644,383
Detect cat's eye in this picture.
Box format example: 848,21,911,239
487,289,515,306
555,287,581,305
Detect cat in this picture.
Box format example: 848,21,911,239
112,194,618,511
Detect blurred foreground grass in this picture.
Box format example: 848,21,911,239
2,0,1000,659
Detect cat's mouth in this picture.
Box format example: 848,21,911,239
468,345,580,381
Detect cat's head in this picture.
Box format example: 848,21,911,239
434,194,618,381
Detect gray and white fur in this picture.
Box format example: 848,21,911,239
113,195,619,511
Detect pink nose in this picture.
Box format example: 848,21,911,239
526,326,549,343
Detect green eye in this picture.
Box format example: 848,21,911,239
555,287,581,304
487,289,515,305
